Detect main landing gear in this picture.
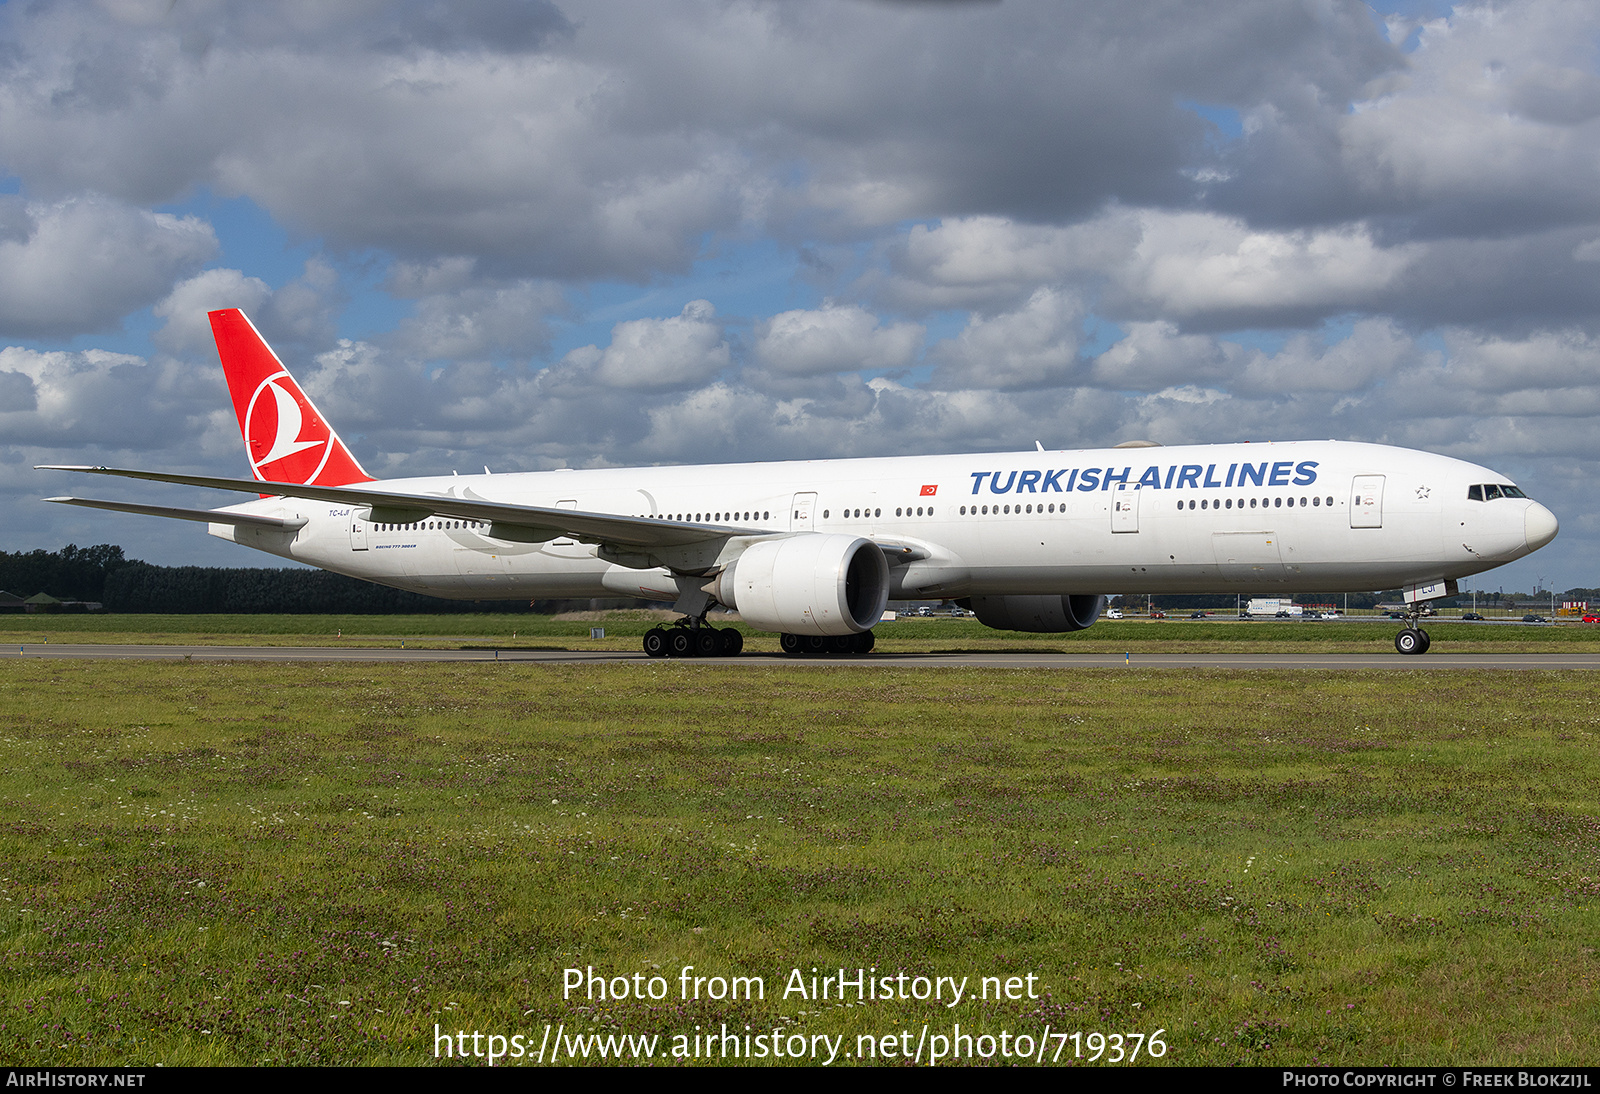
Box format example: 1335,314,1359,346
1394,607,1432,656
642,620,743,659
640,621,879,658
779,631,875,657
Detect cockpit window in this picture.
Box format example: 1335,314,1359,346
1468,483,1526,501
1468,484,1483,501
1484,484,1503,501
1502,485,1526,498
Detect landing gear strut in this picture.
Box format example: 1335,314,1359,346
1394,607,1432,656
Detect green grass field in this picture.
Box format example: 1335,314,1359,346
2,658,1597,1066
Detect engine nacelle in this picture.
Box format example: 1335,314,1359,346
713,534,889,636
968,594,1106,633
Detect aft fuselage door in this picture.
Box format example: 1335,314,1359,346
1111,484,1140,533
1350,475,1384,529
791,492,817,531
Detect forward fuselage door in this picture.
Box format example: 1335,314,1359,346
1350,475,1384,529
791,492,817,531
1111,484,1140,533
349,512,368,551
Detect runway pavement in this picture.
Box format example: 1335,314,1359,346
12,643,1600,669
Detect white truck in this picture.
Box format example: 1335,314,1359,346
1246,598,1302,618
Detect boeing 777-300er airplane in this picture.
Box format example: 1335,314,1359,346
42,309,1559,657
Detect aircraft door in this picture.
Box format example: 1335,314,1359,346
1111,484,1140,533
1351,475,1384,528
350,513,368,551
791,492,817,531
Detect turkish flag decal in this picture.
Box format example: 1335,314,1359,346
920,484,938,496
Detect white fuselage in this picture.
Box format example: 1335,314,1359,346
207,440,1554,602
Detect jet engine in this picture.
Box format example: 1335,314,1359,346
967,594,1106,633
712,534,889,636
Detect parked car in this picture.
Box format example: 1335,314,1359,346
1150,610,1166,619
1462,612,1484,621
1523,614,1548,623
1106,608,1123,619
1190,611,1208,619
1583,614,1599,623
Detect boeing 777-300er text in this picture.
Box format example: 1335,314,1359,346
42,309,1559,656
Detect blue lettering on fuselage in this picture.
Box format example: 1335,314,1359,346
963,461,1322,493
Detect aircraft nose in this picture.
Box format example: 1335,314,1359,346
1525,501,1559,552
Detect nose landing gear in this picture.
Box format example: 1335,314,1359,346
1394,605,1433,655
1394,626,1430,655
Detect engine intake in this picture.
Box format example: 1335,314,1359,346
713,534,889,636
968,594,1106,633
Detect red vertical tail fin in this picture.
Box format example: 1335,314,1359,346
210,309,373,488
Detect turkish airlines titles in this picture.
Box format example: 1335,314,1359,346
968,460,1321,496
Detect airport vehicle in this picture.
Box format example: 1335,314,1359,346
42,310,1559,657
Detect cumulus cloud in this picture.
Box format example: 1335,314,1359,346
0,346,215,450
0,197,215,338
592,300,730,390
0,0,1399,278
153,261,343,358
751,303,921,376
931,288,1086,390
390,277,566,361
1215,0,1600,236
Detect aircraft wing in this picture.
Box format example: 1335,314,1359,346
37,465,767,549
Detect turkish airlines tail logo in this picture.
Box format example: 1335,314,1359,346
210,309,373,489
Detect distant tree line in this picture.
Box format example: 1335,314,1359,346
0,544,628,614
0,544,131,603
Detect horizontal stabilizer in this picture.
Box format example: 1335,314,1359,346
45,496,309,531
